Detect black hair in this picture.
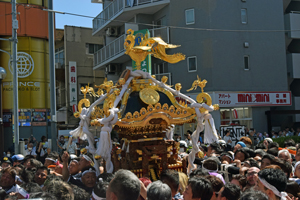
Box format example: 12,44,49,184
267,147,279,157
97,173,115,183
188,177,213,199
200,144,208,153
71,184,90,200
240,189,268,200
243,147,255,158
210,142,223,153
20,168,35,183
284,139,296,148
231,174,247,188
205,175,224,192
286,180,300,198
29,192,58,200
29,158,43,169
258,168,287,192
255,149,266,157
3,194,18,200
36,166,50,175
271,158,292,179
0,188,6,200
43,180,74,200
189,168,210,179
262,153,275,161
81,166,96,174
268,142,279,149
244,158,260,168
93,181,109,199
221,183,241,200
20,182,43,193
234,148,249,161
160,169,179,193
256,143,267,150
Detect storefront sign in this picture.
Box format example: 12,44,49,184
187,91,291,107
132,29,151,73
69,61,77,106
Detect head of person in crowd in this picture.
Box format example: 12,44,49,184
285,180,300,199
41,135,47,143
97,173,115,183
29,192,58,200
27,158,43,170
266,147,278,157
147,180,172,200
183,177,213,200
220,152,233,164
261,154,274,170
44,153,58,167
178,172,188,195
43,179,74,200
1,156,13,169
54,163,63,175
234,148,249,162
230,174,247,190
0,167,16,191
79,153,94,171
11,154,24,166
189,168,210,179
268,142,279,150
239,137,252,146
206,142,222,157
245,167,260,188
160,169,179,197
6,150,12,158
295,147,300,162
243,158,259,169
254,149,266,159
20,168,35,183
278,149,292,164
72,184,91,200
233,141,246,153
91,181,108,200
272,158,293,179
20,182,43,194
257,168,287,200
138,177,152,200
217,183,241,200
243,147,255,158
256,143,267,150
263,138,273,149
205,175,224,200
22,155,34,168
106,169,140,200
293,161,300,178
239,189,268,200
81,166,97,192
68,157,80,175
34,166,49,186
284,139,296,148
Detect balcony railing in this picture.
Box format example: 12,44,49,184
94,27,170,67
93,0,165,33
153,73,171,85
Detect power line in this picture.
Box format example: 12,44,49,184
43,9,300,33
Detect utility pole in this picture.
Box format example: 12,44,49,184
11,0,19,154
48,0,57,150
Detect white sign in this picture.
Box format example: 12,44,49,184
184,91,291,107
69,61,77,106
9,52,34,78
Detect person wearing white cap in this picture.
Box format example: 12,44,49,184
263,138,273,149
257,168,288,200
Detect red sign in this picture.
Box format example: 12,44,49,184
72,105,78,113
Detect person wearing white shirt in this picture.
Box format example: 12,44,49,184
24,143,37,158
63,140,77,155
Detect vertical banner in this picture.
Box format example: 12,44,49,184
132,29,152,74
69,61,77,106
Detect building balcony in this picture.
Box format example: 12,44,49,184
287,53,300,79
92,0,170,36
94,27,170,70
285,12,300,39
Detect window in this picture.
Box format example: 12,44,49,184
220,107,252,128
153,62,168,74
156,16,167,26
185,9,195,25
55,47,64,66
241,9,247,24
244,55,249,70
86,43,102,54
187,56,197,72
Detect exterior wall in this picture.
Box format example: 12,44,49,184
63,26,105,125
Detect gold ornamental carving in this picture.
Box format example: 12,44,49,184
139,88,160,105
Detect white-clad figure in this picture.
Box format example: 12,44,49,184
201,104,219,144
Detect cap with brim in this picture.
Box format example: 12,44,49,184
237,141,246,148
11,154,24,162
1,157,12,164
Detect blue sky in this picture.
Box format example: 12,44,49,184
53,0,102,29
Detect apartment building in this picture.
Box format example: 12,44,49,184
91,0,295,135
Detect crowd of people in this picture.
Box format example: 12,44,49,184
0,130,299,200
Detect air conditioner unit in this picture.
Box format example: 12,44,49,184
106,27,118,37
107,64,116,73
55,63,61,69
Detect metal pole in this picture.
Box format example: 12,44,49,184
0,79,4,157
12,0,19,154
48,0,57,150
